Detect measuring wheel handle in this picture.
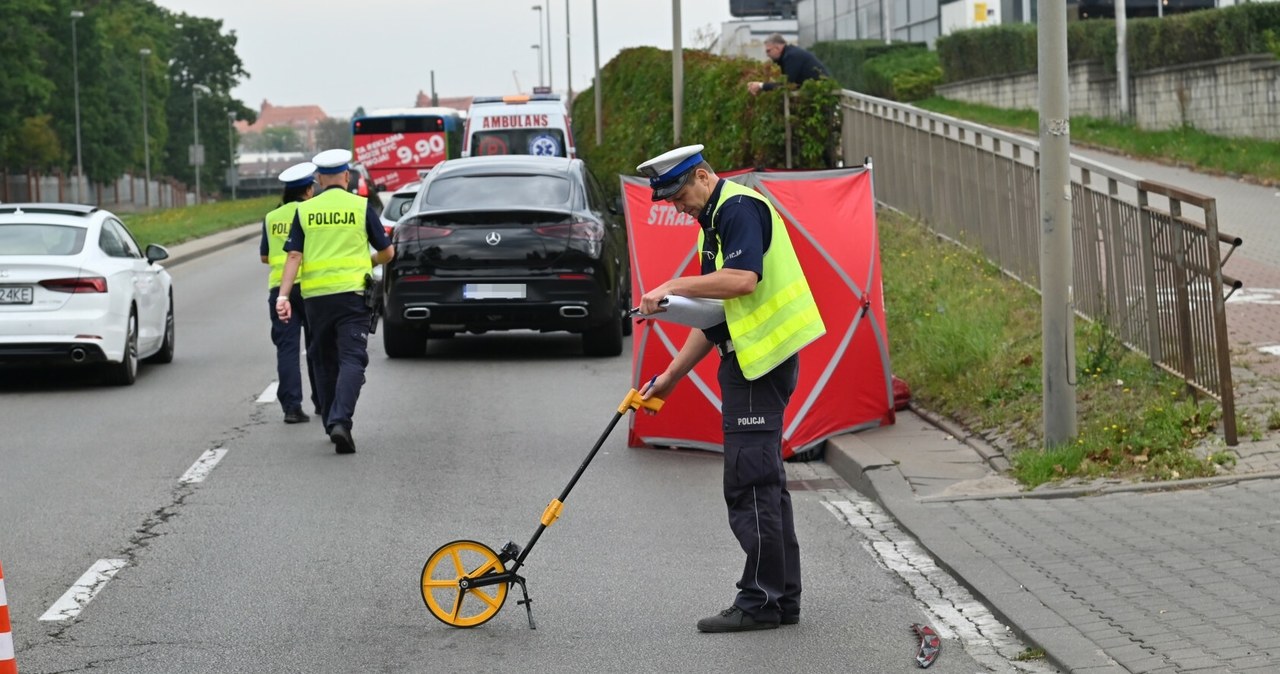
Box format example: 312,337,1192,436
619,388,665,414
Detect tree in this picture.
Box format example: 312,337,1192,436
0,0,56,170
315,118,352,151
165,13,251,191
11,115,64,172
260,126,303,153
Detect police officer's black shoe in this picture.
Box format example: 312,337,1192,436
330,426,356,454
781,614,800,625
284,409,310,424
696,606,778,633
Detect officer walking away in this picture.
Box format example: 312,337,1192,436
747,33,831,95
275,149,394,454
635,145,826,633
261,161,320,424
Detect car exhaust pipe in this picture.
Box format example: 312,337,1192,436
403,307,431,320
70,347,87,363
559,305,588,318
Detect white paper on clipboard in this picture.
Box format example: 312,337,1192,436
629,296,726,330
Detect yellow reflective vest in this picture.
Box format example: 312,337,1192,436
295,188,373,299
265,202,304,290
699,180,826,380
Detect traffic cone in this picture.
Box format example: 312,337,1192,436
0,561,15,674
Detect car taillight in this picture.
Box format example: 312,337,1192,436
401,225,452,241
535,222,603,241
40,276,107,293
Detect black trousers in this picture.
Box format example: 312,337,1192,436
268,285,318,415
304,292,370,433
719,351,801,622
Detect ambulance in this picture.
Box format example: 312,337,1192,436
461,94,576,159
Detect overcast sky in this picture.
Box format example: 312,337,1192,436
154,0,736,119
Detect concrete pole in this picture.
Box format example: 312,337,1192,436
546,0,554,91
140,48,151,207
71,11,85,203
1038,0,1077,445
1116,0,1130,121
566,0,573,104
672,0,683,145
193,85,201,204
593,0,602,145
533,6,544,87
881,0,891,43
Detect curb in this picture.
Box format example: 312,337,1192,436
162,223,260,268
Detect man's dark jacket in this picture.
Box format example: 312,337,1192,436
762,45,831,91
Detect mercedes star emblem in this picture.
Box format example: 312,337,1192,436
485,232,502,246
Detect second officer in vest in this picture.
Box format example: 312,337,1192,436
261,161,320,424
275,149,394,454
636,144,826,633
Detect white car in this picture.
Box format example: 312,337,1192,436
0,203,175,385
379,180,421,234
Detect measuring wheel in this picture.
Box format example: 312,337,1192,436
421,539,509,627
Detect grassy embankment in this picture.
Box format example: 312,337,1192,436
120,196,276,247
884,97,1280,487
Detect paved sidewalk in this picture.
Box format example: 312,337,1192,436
819,147,1280,673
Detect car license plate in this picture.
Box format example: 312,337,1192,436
463,283,526,300
0,286,33,304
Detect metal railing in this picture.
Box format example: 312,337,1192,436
842,90,1243,444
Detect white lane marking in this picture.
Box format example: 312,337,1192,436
1259,345,1280,357
1227,288,1280,305
179,448,228,484
823,496,1058,673
256,381,278,404
38,559,127,622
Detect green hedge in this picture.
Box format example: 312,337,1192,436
810,39,928,92
937,4,1280,83
571,47,840,199
864,48,943,100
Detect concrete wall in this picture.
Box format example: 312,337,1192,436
935,54,1280,140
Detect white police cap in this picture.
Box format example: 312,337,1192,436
636,144,705,202
277,161,317,189
312,148,353,174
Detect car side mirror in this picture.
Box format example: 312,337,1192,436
145,243,170,264
397,202,411,217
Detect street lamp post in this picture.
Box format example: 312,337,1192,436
70,10,85,203
532,5,545,88
565,0,573,103
531,44,543,90
192,83,208,204
228,111,237,200
545,0,553,91
139,48,151,207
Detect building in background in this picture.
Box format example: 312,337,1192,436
234,100,328,154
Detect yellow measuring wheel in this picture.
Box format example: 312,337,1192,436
421,540,509,628
420,387,664,629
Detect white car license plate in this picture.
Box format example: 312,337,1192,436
0,286,33,304
463,283,526,300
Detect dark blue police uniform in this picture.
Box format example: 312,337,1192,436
698,178,802,624
261,229,319,418
283,187,391,445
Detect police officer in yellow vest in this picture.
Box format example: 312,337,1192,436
275,149,394,454
261,161,320,424
636,144,826,633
